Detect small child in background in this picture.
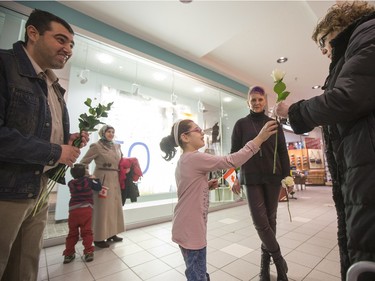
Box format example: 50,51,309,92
63,164,102,264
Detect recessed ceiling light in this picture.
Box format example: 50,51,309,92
277,57,288,63
312,85,321,89
223,97,232,102
153,72,167,81
96,53,113,64
194,87,204,93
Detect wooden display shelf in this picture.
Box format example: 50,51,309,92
288,149,309,170
306,169,326,185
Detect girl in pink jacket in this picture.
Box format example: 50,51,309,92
160,119,277,281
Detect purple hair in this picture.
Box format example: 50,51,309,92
248,86,265,96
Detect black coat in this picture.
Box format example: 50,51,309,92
231,111,290,185
288,12,375,277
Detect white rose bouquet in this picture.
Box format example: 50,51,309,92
33,98,113,216
270,69,291,174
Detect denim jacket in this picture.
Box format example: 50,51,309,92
0,41,70,199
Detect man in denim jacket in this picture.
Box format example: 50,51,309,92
0,9,89,281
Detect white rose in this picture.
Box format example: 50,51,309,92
284,176,294,186
281,176,294,189
271,69,285,82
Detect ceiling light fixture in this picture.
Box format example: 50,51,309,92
96,53,113,64
194,86,204,93
171,72,177,105
312,85,321,89
77,69,89,84
153,72,167,81
132,83,139,96
171,92,178,105
198,98,206,113
277,57,288,63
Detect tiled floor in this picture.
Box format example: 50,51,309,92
38,185,340,281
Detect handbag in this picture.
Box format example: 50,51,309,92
309,151,315,163
315,152,322,164
309,150,322,165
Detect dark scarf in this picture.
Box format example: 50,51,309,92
99,137,114,148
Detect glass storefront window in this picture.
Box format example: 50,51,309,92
0,5,249,245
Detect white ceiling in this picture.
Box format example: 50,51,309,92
58,0,343,108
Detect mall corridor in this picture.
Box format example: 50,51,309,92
38,185,340,281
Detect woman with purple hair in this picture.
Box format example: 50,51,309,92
231,86,290,281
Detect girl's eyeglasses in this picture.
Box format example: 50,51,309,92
184,127,203,135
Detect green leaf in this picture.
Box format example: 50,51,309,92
89,108,96,115
106,102,114,110
96,105,104,116
78,99,113,133
274,81,286,95
276,91,290,102
84,98,92,107
79,113,88,119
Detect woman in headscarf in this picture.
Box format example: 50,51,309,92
80,125,125,248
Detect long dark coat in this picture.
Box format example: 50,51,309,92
287,13,375,280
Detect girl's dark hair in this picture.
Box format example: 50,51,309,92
70,164,86,179
160,119,193,161
25,9,74,43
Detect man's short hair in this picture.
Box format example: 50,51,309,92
24,9,74,43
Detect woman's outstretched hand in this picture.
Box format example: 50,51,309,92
274,101,290,118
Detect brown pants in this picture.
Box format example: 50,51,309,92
0,198,48,281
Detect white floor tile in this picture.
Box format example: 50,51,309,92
221,258,259,280
218,218,239,224
220,243,254,258
87,258,128,279
121,250,156,267
146,269,185,281
96,268,142,281
41,186,341,281
132,259,172,280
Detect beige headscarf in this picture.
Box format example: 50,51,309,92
98,124,114,140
